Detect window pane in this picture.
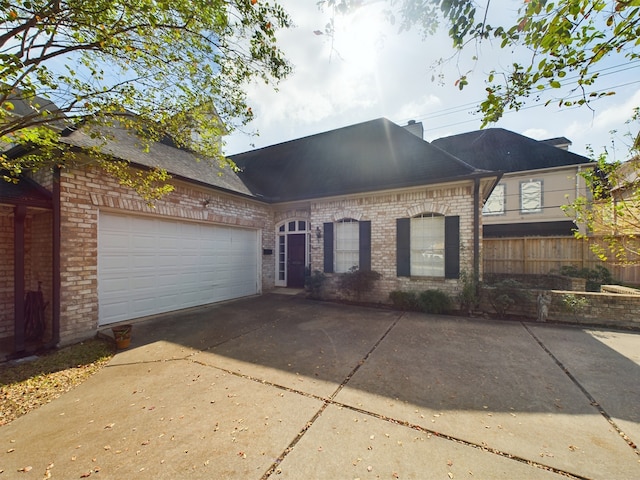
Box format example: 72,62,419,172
288,221,296,231
335,220,359,273
483,184,505,215
410,216,445,276
298,221,306,231
521,181,542,213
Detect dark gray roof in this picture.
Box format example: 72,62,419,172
61,125,253,197
231,118,489,202
432,129,591,173
0,171,52,208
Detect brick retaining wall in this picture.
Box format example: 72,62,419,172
478,287,640,330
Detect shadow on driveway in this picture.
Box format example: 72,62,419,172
2,293,639,479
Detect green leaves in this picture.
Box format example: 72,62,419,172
379,0,640,127
1,0,293,199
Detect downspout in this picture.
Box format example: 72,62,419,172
473,178,480,283
13,204,27,355
46,166,61,348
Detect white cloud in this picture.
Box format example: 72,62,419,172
522,128,551,140
224,0,640,160
592,88,640,131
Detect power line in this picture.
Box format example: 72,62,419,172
398,61,640,131
418,78,640,134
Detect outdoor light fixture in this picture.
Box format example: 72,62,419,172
316,226,322,239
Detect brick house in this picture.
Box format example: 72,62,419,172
1,118,500,357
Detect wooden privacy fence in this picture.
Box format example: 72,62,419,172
483,236,640,286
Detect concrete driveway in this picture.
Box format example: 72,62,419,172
1,293,639,479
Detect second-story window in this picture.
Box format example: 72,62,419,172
483,184,505,215
521,180,543,214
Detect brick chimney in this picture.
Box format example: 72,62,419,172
403,120,424,140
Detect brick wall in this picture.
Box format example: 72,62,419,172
477,287,640,329
0,208,14,338
309,181,479,304
58,165,273,343
0,207,53,341
29,211,53,342
547,290,640,329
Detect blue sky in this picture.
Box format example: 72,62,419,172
223,0,640,161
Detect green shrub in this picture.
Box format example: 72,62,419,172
389,290,419,311
484,279,531,318
559,265,612,291
560,293,590,319
458,270,481,315
305,270,326,299
338,267,382,300
417,289,452,314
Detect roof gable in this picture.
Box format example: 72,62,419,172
60,124,253,197
231,118,485,202
432,128,591,173
0,171,52,208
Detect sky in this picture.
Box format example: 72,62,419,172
223,0,640,162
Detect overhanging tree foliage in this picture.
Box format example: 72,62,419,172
1,0,291,199
563,112,640,265
322,0,640,127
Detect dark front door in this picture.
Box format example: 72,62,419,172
287,234,306,288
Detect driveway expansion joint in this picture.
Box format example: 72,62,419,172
522,322,639,455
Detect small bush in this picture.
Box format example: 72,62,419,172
484,279,531,318
559,265,612,291
389,290,419,311
338,267,382,301
305,270,326,299
560,293,590,320
417,289,452,314
458,270,481,315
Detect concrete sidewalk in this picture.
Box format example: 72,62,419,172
1,294,638,479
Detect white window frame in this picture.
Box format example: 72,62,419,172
410,213,445,277
335,218,359,273
483,183,506,216
520,180,543,214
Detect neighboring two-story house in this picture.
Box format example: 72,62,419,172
431,129,594,238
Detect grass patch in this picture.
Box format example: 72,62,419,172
0,338,115,426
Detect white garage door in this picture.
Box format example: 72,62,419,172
98,212,260,325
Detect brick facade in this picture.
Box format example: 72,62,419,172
0,206,53,341
57,165,274,344
309,180,480,303
2,167,486,346
0,208,14,338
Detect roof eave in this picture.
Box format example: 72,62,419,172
260,170,501,204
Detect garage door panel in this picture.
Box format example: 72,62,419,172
98,213,259,325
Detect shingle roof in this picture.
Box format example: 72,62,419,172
60,125,253,197
231,118,489,202
0,171,52,208
431,128,591,173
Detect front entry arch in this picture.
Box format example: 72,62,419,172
275,220,309,288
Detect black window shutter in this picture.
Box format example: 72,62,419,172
359,220,371,271
444,216,460,279
396,218,410,277
323,222,334,273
